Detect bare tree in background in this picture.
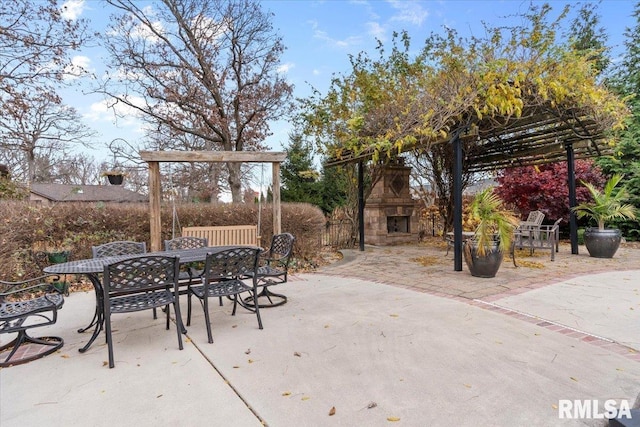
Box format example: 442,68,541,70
99,0,293,202
0,0,93,183
0,89,96,184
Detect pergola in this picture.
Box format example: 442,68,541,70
139,150,287,251
326,106,617,271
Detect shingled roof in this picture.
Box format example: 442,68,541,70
30,184,147,203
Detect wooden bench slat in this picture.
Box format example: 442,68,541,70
182,225,259,247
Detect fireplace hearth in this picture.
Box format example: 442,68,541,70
364,161,419,245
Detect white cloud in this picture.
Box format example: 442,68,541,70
84,97,146,130
60,0,85,20
313,69,321,76
387,0,429,26
308,19,362,49
64,55,94,79
366,21,386,41
277,62,295,74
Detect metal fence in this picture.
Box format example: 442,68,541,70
321,211,446,249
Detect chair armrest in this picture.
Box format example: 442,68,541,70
0,274,62,299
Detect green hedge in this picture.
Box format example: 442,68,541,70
0,201,325,279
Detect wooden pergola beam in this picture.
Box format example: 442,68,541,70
139,150,286,251
139,150,287,163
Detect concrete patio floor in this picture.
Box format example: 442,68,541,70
1,241,639,426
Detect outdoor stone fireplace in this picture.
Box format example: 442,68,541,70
364,160,419,245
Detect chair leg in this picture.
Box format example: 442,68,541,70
203,296,213,344
173,302,184,350
104,312,115,368
252,291,263,330
153,307,157,319
187,293,192,326
165,303,170,330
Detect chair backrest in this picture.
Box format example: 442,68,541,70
104,255,179,295
524,211,545,225
164,236,208,251
92,241,147,258
203,247,261,282
267,233,295,264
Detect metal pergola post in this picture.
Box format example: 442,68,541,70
565,142,579,254
453,132,463,271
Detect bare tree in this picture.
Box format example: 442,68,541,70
99,0,293,202
0,88,96,184
0,0,91,97
0,0,93,183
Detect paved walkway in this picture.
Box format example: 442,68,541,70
1,240,639,426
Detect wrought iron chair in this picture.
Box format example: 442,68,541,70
92,241,147,258
102,255,183,368
0,275,65,367
91,240,156,319
244,233,295,308
188,247,262,343
164,236,222,317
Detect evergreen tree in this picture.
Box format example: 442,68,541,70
319,162,349,215
281,132,322,206
597,1,640,238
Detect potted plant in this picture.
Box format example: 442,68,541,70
101,170,126,185
463,187,519,278
572,174,636,258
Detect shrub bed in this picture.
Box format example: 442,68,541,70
0,201,325,279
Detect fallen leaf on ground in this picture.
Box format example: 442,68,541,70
570,377,578,382
282,391,291,396
367,402,377,409
294,351,301,357
245,348,251,354
387,416,400,422
301,396,310,401
329,407,336,416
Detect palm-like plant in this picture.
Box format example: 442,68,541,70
572,174,636,230
468,187,519,256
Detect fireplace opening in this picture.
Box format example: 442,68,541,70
387,216,409,234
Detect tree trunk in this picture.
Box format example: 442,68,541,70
227,162,243,202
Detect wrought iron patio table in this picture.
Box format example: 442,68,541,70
43,246,255,353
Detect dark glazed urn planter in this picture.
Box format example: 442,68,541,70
583,228,622,258
463,240,504,278
106,173,124,185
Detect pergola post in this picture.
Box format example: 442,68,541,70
272,162,281,235
565,142,579,254
148,161,162,251
358,160,365,251
452,132,463,271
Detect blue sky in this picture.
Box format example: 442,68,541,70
60,0,638,160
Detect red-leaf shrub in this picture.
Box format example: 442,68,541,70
494,160,606,222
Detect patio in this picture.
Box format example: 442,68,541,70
1,241,639,426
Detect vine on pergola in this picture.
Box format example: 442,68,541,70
300,4,629,168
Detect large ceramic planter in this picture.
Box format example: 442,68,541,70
583,228,622,258
105,173,124,185
463,240,504,278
